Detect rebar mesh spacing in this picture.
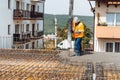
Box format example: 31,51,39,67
0,49,94,80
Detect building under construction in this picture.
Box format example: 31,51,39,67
0,49,120,80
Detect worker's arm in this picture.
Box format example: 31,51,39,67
71,21,75,33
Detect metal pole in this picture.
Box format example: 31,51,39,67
54,17,57,48
67,0,74,41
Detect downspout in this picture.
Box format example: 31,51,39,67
89,1,95,51
43,1,45,49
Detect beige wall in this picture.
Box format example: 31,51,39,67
94,1,120,52
96,26,120,39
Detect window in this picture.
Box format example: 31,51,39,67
115,42,120,52
37,24,39,31
37,6,39,12
31,5,35,12
27,4,29,11
116,14,120,26
21,2,25,10
15,24,19,34
107,13,114,26
8,25,11,35
32,42,35,49
25,44,29,49
8,0,11,9
22,24,24,33
106,43,113,52
106,42,120,52
107,13,120,26
26,24,29,32
37,41,39,48
16,1,20,9
60,43,63,45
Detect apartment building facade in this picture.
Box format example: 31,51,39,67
89,0,120,52
0,0,45,49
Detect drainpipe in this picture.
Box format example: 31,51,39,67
43,1,45,49
89,1,95,51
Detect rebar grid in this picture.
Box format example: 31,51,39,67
96,62,120,80
0,49,93,80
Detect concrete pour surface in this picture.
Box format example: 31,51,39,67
59,50,120,66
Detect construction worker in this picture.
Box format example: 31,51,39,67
72,17,85,56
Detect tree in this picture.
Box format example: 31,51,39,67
57,23,68,40
82,23,92,48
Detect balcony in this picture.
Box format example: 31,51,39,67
31,0,45,2
13,31,43,44
13,32,31,44
96,26,120,39
13,9,43,20
13,9,30,20
37,31,43,37
31,31,43,40
30,12,43,20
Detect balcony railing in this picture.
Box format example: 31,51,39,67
96,26,120,39
13,32,31,44
31,0,45,2
37,31,43,37
13,9,43,20
30,12,43,20
13,9,30,20
31,31,43,39
13,31,43,44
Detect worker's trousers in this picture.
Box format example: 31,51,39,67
74,38,82,56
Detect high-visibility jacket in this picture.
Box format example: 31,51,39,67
72,21,84,38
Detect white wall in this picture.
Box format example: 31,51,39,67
0,0,15,48
0,0,44,49
0,35,13,48
0,0,13,35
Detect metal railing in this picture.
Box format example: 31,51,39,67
13,9,43,20
13,31,43,44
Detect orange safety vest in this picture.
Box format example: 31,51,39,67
72,21,84,38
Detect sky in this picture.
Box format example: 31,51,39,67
45,0,95,16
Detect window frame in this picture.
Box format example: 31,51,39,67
107,13,120,26
8,0,11,9
105,42,120,52
26,24,29,32
8,25,11,35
